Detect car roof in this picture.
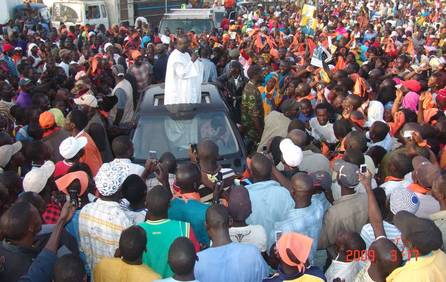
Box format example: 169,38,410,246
138,83,228,116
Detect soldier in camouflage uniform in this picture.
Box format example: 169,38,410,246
241,65,264,153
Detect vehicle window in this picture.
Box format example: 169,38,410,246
160,19,213,34
101,5,107,17
52,3,81,23
133,111,239,160
86,5,100,19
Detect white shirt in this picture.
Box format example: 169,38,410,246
229,225,267,252
164,49,203,105
58,61,69,77
325,259,363,282
309,117,337,144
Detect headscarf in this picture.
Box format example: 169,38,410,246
366,100,384,127
259,72,281,116
277,233,313,272
402,92,420,113
436,88,446,110
27,43,38,57
48,108,65,127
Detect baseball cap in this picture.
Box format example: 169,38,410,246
277,232,313,272
73,91,98,108
0,142,22,168
398,80,421,92
94,161,131,196
333,160,359,188
279,138,303,168
59,136,88,160
309,171,332,191
2,43,14,53
412,156,441,188
23,161,55,194
39,111,56,129
111,64,125,77
56,171,89,196
389,187,420,215
394,211,443,254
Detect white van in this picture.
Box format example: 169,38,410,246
51,0,110,29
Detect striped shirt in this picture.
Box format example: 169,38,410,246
360,221,406,257
79,199,132,272
198,167,236,203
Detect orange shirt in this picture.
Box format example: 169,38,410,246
78,131,103,176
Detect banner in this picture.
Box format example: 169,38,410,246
300,4,317,36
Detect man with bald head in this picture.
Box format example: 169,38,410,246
168,163,210,246
245,153,294,245
287,129,330,174
194,204,268,282
271,173,324,263
354,237,402,281
164,34,203,105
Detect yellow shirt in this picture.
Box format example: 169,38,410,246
94,258,161,282
386,250,446,282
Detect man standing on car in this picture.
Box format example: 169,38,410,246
164,35,203,105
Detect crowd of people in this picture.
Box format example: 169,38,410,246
1,0,446,281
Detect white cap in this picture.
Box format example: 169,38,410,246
59,136,88,160
0,142,22,168
23,161,55,194
73,91,98,108
279,138,303,168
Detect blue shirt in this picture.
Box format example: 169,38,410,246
246,180,294,244
18,249,57,282
271,199,325,264
194,242,269,282
168,198,210,245
201,58,217,82
297,112,314,124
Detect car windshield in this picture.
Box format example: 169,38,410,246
160,19,213,34
52,2,82,23
133,111,239,160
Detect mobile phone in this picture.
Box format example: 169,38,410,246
262,145,268,153
275,231,283,243
68,188,79,208
403,130,414,140
360,164,367,174
148,150,157,160
395,84,402,89
191,144,198,154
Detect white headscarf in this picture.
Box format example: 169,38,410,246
366,100,385,127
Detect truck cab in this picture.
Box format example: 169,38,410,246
51,0,109,29
159,8,215,35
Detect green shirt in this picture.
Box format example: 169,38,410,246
138,219,191,278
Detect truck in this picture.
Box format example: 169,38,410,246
50,0,184,29
159,7,226,35
1,0,21,24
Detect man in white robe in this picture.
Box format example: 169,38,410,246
164,35,203,105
